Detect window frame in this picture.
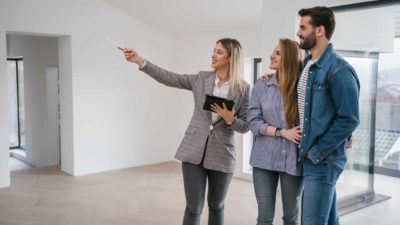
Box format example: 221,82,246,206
8,57,25,150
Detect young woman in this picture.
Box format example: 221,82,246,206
247,38,303,225
120,38,249,225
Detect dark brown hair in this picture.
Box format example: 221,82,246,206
298,6,336,40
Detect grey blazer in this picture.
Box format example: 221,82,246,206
140,61,249,173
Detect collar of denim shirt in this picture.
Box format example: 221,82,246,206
304,43,335,69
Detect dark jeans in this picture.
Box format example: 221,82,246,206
181,162,233,225
253,167,303,225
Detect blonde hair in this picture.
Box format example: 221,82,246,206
276,38,303,128
216,38,248,97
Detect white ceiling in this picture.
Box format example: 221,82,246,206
102,0,379,37
102,0,263,36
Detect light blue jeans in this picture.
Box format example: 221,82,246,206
253,167,303,225
302,158,343,225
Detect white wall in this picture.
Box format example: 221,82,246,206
173,29,263,72
0,0,180,186
262,1,302,74
58,36,75,174
7,34,59,168
333,7,395,52
46,67,60,167
0,31,10,187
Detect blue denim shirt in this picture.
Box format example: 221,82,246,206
298,44,360,169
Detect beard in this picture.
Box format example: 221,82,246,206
299,30,317,50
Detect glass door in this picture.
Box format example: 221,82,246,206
336,51,390,214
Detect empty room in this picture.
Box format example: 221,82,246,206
0,0,399,225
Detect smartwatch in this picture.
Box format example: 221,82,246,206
275,127,282,137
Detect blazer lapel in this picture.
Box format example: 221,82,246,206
227,87,240,115
204,73,216,122
205,74,215,96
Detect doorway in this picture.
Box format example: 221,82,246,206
7,34,60,171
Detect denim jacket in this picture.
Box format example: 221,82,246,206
298,44,360,169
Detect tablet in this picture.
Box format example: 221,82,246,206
203,94,234,111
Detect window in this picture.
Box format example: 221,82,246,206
253,58,262,82
8,58,26,149
237,57,262,177
336,53,377,202
374,37,400,176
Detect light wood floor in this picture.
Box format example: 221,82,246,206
0,161,398,225
0,162,259,225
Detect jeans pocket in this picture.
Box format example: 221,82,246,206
325,161,343,185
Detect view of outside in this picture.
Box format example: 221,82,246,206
8,61,18,147
338,55,375,196
349,38,400,174
7,59,26,149
344,56,375,171
375,38,400,171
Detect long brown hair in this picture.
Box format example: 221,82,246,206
276,38,303,128
216,38,248,97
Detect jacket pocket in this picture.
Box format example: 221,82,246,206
312,83,330,107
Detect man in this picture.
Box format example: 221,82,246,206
296,6,360,225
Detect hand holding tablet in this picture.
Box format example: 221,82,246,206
203,95,234,111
